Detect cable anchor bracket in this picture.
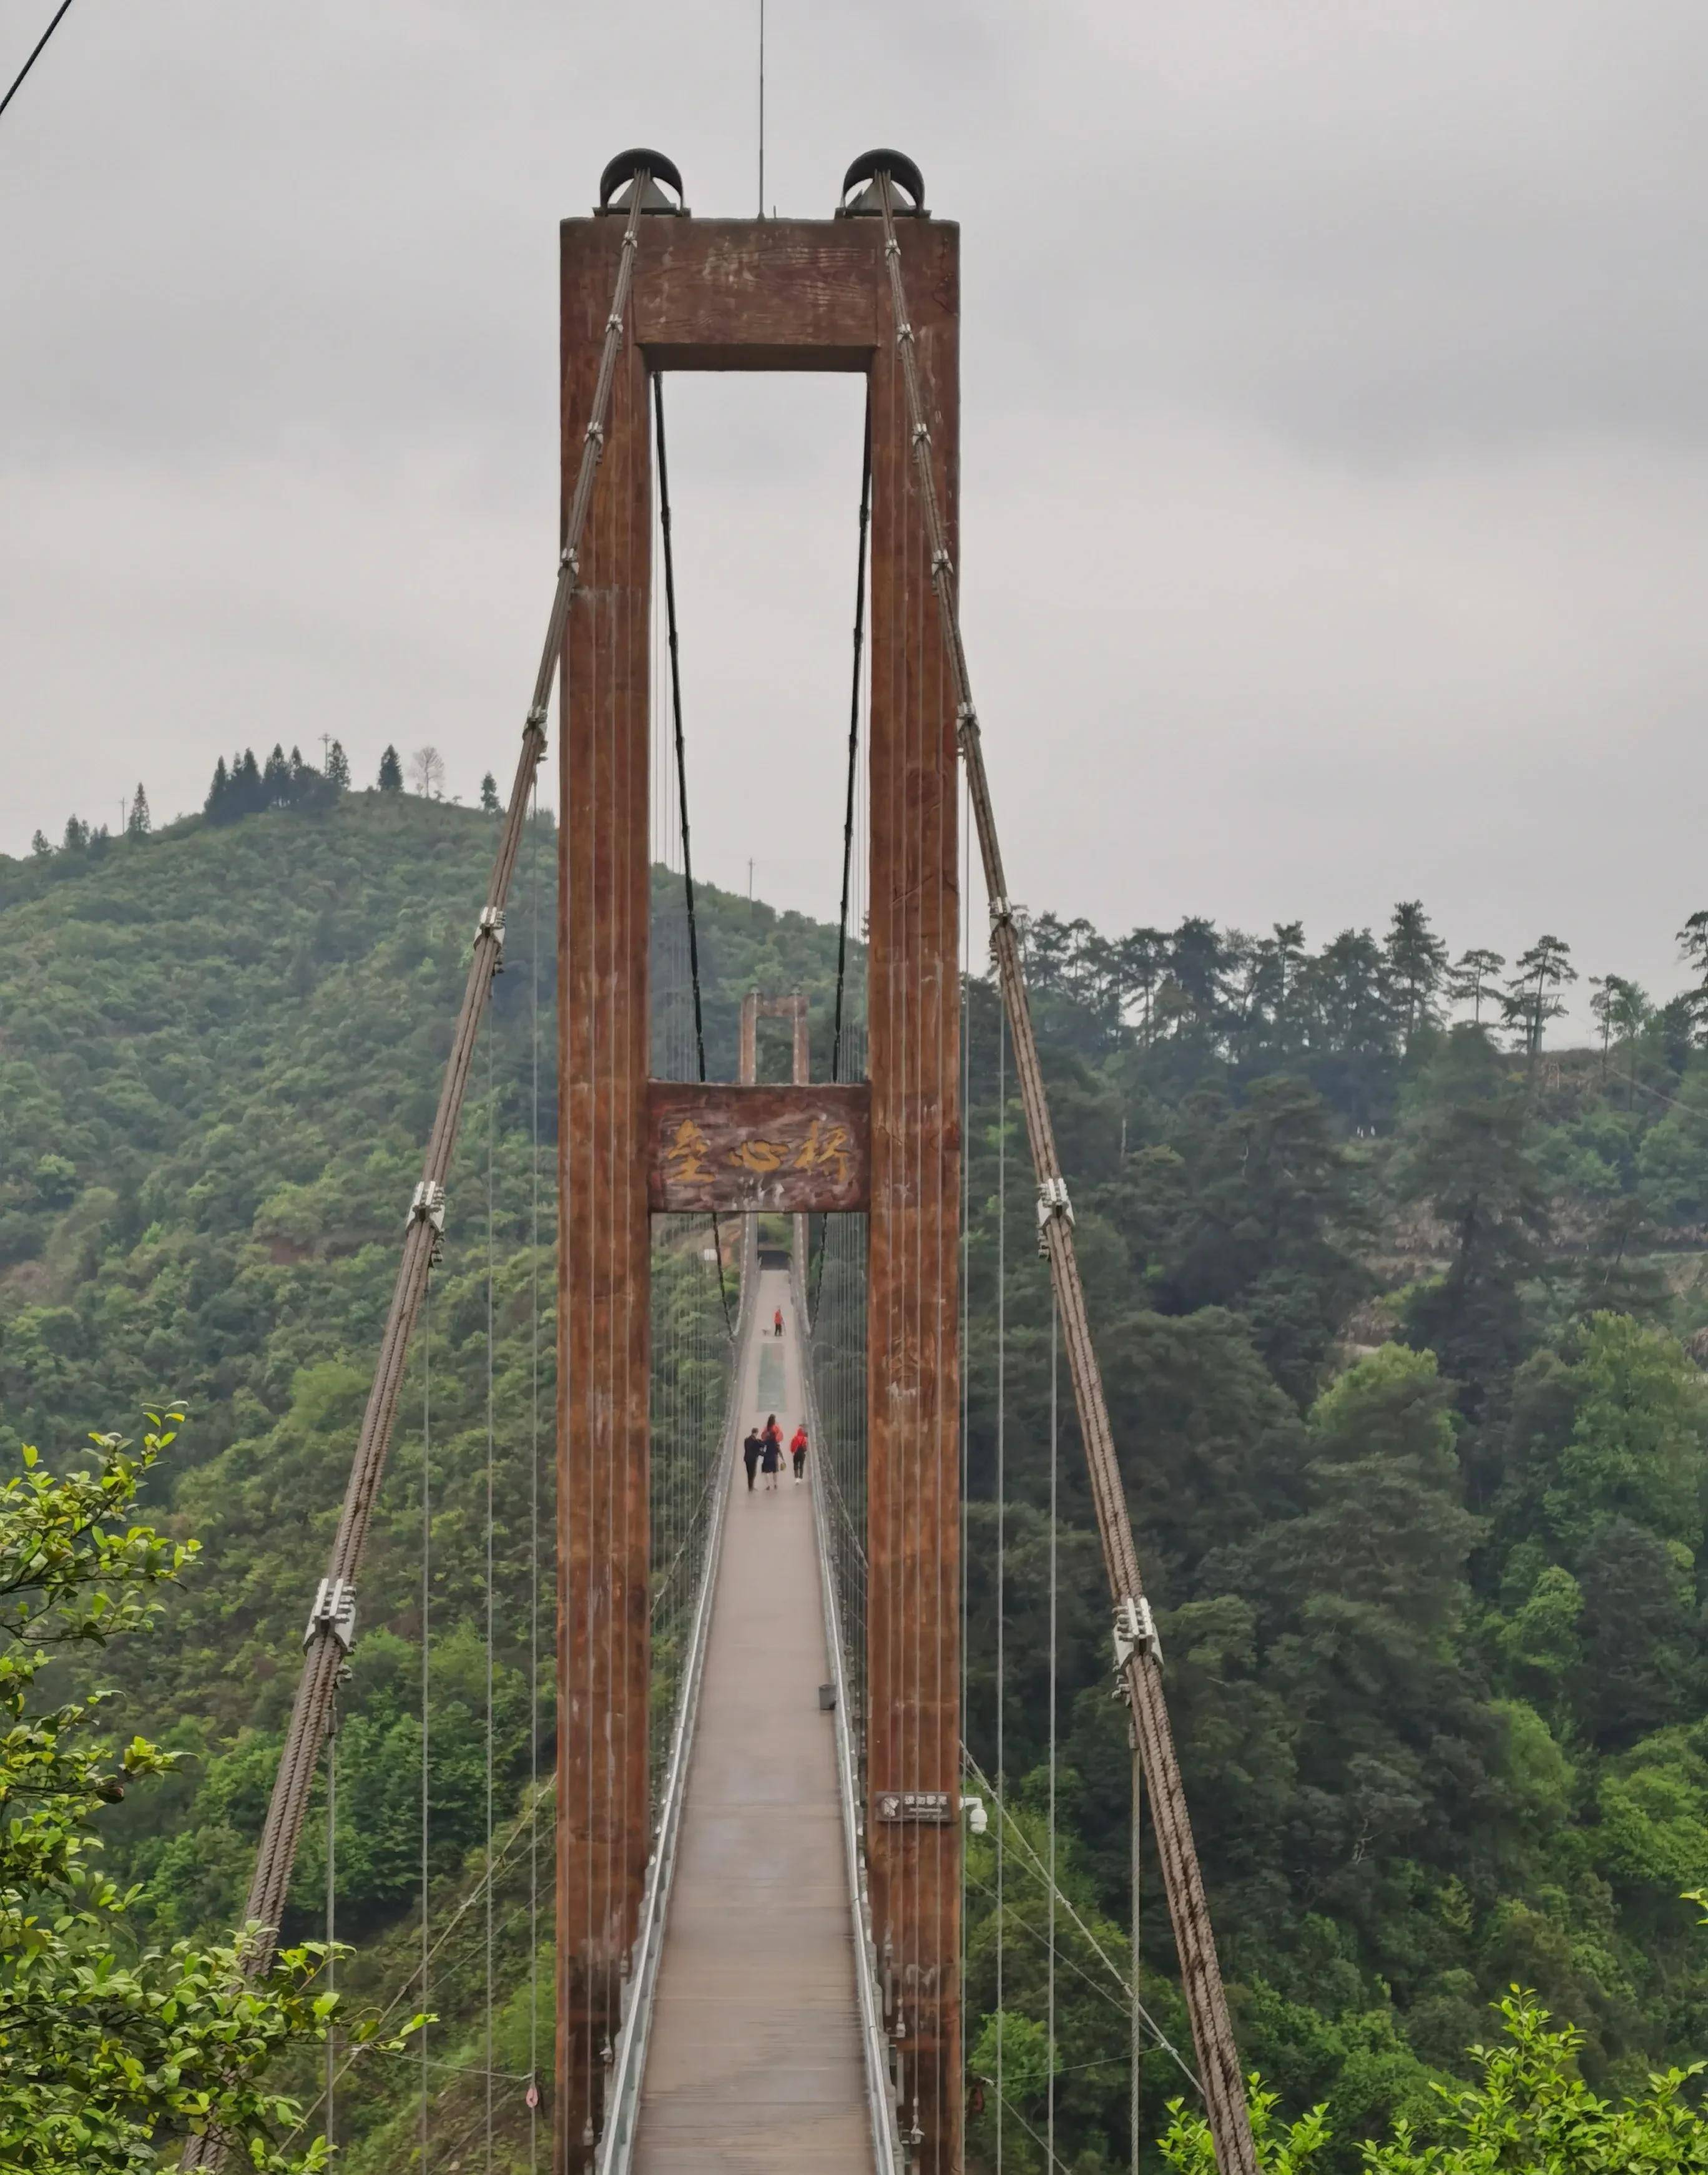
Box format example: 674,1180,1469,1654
1112,1594,1161,1688
1036,1174,1074,1254
478,905,506,968
304,1576,357,1654
408,1181,446,1265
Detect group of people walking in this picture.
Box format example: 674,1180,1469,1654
743,1413,808,1493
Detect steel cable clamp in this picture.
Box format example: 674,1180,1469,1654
408,1181,446,1264
1112,1594,1161,1682
1036,1174,1073,1253
304,1576,357,1654
478,905,506,968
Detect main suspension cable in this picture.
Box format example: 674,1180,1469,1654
0,0,76,125
875,172,1257,2175
484,1009,497,2173
996,1001,1007,2175
528,777,543,2159
420,1277,433,2173
810,400,874,1322
652,371,735,1340
1047,1286,1059,2173
831,393,873,1086
324,1689,338,2153
653,372,710,1085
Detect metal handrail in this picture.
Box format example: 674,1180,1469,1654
596,1221,757,2173
794,1248,905,2175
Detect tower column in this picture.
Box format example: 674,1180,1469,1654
865,209,962,2174
557,220,653,2170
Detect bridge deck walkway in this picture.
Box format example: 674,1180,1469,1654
631,1262,872,2173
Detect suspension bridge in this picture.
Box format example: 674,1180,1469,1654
188,149,1260,2175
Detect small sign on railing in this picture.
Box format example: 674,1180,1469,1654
873,1789,954,1824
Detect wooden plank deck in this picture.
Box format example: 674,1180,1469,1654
631,1263,875,2173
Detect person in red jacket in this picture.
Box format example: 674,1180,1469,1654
789,1423,808,1485
773,1305,785,1338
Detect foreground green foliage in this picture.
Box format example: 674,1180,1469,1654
1161,1991,1708,2171
0,1416,343,2171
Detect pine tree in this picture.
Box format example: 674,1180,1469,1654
1113,926,1167,1045
1384,900,1448,1046
205,756,231,822
378,744,403,793
61,814,89,852
29,830,51,858
1501,935,1577,1081
479,771,499,814
1401,1026,1548,1432
1677,908,1708,1036
1277,1342,1478,1639
125,783,150,838
326,739,351,791
236,749,263,815
1448,948,1506,1026
1300,927,1396,1131
262,744,291,807
1604,975,1652,1108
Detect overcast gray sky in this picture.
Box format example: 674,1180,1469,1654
5,0,1705,1033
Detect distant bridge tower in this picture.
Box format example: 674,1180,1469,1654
741,988,812,1265
557,155,961,2169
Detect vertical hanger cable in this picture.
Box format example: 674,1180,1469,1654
1047,1285,1059,2171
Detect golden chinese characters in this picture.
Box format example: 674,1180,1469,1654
663,1117,714,1184
727,1137,790,1174
790,1118,853,1186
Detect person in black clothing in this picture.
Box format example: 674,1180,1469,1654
742,1427,763,1493
760,1414,783,1492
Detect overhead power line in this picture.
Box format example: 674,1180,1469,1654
0,0,77,125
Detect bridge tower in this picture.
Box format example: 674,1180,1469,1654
557,159,962,2169
741,988,812,1266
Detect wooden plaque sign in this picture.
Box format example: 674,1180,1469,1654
647,1082,871,1214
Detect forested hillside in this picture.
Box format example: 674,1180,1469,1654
6,778,1708,2168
